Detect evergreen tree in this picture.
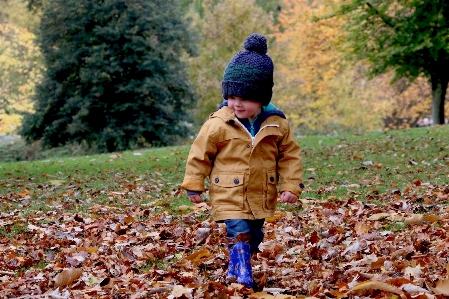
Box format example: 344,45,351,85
20,0,197,152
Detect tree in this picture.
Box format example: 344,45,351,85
0,1,43,134
339,0,449,125
20,0,197,152
0,0,46,12
273,0,385,134
186,0,273,123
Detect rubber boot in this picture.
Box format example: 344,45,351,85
226,242,253,288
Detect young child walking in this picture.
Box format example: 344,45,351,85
181,33,304,288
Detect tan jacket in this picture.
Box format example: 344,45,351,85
181,106,304,221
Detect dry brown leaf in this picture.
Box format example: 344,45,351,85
68,247,99,254
17,189,30,197
266,211,286,223
405,214,440,225
352,280,406,298
367,213,391,221
54,268,83,287
273,295,298,299
178,248,212,267
249,292,275,299
170,285,193,298
422,214,440,223
354,222,370,234
400,283,430,294
405,214,424,224
428,279,449,295
124,215,136,224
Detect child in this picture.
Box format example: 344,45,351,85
181,33,304,288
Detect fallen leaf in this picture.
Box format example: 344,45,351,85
367,213,391,221
400,283,430,294
266,211,286,223
168,285,193,298
54,268,83,287
404,214,424,224
351,280,406,298
17,189,30,197
428,279,449,295
249,292,275,299
354,222,370,234
178,248,212,267
48,180,65,186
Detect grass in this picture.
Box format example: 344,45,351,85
0,125,448,216
1,126,448,298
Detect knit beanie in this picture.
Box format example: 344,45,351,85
222,33,274,106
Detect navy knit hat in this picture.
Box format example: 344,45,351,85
222,33,274,106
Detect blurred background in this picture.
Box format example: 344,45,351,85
0,0,448,158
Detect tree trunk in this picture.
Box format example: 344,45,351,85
430,73,448,125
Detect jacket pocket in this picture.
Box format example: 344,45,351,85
264,170,279,210
210,173,244,211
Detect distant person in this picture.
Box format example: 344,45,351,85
181,33,304,288
417,117,431,127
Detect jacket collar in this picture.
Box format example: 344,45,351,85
210,106,235,123
216,100,286,121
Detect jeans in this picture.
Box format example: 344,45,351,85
224,219,265,254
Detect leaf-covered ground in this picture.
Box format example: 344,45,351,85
1,126,449,298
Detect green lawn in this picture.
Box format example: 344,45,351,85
1,125,448,298
1,125,448,216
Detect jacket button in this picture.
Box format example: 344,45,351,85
270,177,274,182
300,183,304,189
246,144,250,148
215,178,219,183
234,178,239,184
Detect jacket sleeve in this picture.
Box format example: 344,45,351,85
277,122,304,197
181,121,218,192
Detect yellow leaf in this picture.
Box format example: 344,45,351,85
124,215,136,225
17,189,30,197
54,268,83,287
266,211,286,223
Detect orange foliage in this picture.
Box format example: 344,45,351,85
272,0,437,134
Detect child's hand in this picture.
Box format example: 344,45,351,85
188,194,203,203
279,191,298,203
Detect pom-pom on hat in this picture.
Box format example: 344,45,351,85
222,33,274,106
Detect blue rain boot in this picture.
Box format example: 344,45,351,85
226,245,237,281
226,242,253,288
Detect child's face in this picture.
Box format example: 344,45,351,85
227,96,262,121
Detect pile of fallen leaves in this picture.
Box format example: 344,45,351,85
1,182,449,299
